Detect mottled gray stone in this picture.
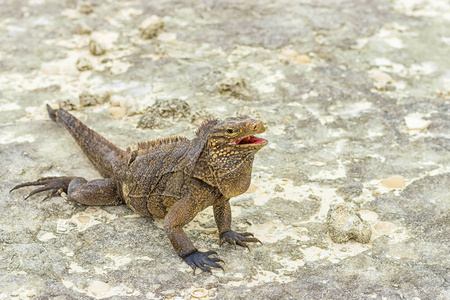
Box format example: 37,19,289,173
327,203,372,243
139,15,164,39
1,0,449,299
138,99,191,129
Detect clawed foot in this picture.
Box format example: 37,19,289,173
183,250,224,273
10,176,74,200
219,230,262,250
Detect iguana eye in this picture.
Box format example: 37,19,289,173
226,128,234,134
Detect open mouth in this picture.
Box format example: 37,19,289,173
230,135,268,146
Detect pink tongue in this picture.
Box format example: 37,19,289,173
232,136,266,145
241,137,251,143
234,136,256,144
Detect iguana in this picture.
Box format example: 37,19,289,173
11,105,268,272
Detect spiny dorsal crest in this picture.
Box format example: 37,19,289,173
125,136,189,166
136,136,189,150
195,118,219,139
125,136,188,153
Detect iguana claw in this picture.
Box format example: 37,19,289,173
10,176,74,200
183,250,224,274
219,230,262,250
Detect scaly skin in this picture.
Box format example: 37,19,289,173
11,105,268,273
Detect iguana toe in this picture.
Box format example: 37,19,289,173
220,230,261,250
11,176,74,200
183,250,224,274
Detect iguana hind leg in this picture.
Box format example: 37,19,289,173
11,177,124,205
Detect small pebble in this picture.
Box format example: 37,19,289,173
281,49,310,63
41,64,60,75
158,32,176,42
138,99,190,129
88,281,110,296
10,291,20,297
76,57,93,71
109,106,127,118
89,39,105,56
59,99,77,111
274,185,284,193
246,183,257,194
109,94,122,106
405,116,431,131
77,0,93,14
308,194,322,201
208,290,217,298
120,96,136,111
76,21,93,35
295,54,311,64
204,229,218,235
79,91,110,107
161,289,176,297
77,216,91,223
27,290,36,298
352,197,364,204
327,203,372,244
216,75,253,100
38,232,56,242
190,288,208,298
281,49,298,57
375,221,397,234
372,189,382,195
203,277,219,289
369,69,392,90
358,210,379,223
16,271,27,276
382,175,406,188
139,15,164,39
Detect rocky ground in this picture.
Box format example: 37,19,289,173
1,0,449,299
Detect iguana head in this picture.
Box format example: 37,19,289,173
203,116,267,154
195,116,267,198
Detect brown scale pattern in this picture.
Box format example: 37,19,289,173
12,106,267,273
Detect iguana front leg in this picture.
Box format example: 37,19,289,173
213,200,261,249
164,196,223,273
